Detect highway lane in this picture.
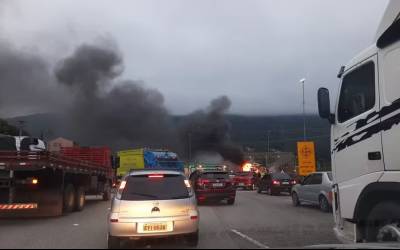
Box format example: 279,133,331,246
0,191,339,249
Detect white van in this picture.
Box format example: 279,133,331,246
318,0,400,243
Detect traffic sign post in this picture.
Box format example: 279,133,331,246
297,141,316,176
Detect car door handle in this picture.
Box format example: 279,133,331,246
368,152,382,161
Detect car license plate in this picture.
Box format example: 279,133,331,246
138,222,173,234
239,183,245,186
213,183,224,188
282,182,289,185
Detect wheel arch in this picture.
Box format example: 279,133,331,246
354,182,400,222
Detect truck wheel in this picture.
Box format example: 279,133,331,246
366,201,400,242
292,192,300,207
185,231,199,247
319,196,330,213
108,235,120,249
257,186,262,194
63,184,76,213
75,187,86,212
103,183,111,201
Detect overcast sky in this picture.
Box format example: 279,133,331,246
0,0,389,116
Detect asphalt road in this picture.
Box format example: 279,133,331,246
0,191,339,249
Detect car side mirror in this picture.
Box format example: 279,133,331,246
377,18,400,49
318,88,335,124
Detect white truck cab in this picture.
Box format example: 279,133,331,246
318,1,400,243
0,135,46,152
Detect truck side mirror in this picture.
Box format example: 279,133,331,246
377,18,400,49
318,88,335,124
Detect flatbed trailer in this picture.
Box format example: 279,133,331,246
0,150,114,218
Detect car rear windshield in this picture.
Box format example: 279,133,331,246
201,172,229,180
272,173,291,180
236,172,252,177
327,172,333,181
121,174,189,201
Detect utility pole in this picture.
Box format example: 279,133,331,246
266,130,271,166
188,132,192,162
300,79,307,141
18,120,25,137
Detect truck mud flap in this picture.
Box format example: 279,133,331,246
0,190,63,218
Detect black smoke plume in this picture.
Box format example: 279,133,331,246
55,43,176,149
179,96,244,165
0,41,65,117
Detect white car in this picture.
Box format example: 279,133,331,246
108,170,199,249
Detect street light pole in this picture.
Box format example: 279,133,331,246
266,130,271,166
300,79,307,141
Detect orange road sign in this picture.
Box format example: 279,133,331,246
297,141,316,176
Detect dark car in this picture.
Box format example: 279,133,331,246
190,171,236,205
233,171,257,190
257,172,297,195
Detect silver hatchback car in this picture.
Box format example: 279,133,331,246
108,170,199,248
291,172,333,212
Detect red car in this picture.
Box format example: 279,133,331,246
190,171,236,205
233,172,257,190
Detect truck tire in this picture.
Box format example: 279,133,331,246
103,183,111,201
366,201,400,242
63,184,76,213
108,235,120,249
75,186,86,212
185,231,199,247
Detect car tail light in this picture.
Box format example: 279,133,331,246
148,174,164,179
119,181,126,190
272,180,280,185
190,216,198,220
197,179,210,186
110,213,119,223
291,180,297,185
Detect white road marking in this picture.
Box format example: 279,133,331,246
231,229,269,249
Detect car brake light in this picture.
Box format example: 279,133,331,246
148,174,164,178
291,180,297,185
197,179,210,185
191,216,198,220
272,180,280,185
110,219,119,223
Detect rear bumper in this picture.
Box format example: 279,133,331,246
271,186,292,192
196,190,236,200
109,217,199,238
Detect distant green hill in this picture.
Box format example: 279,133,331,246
6,113,331,163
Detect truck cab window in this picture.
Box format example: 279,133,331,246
338,62,376,123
